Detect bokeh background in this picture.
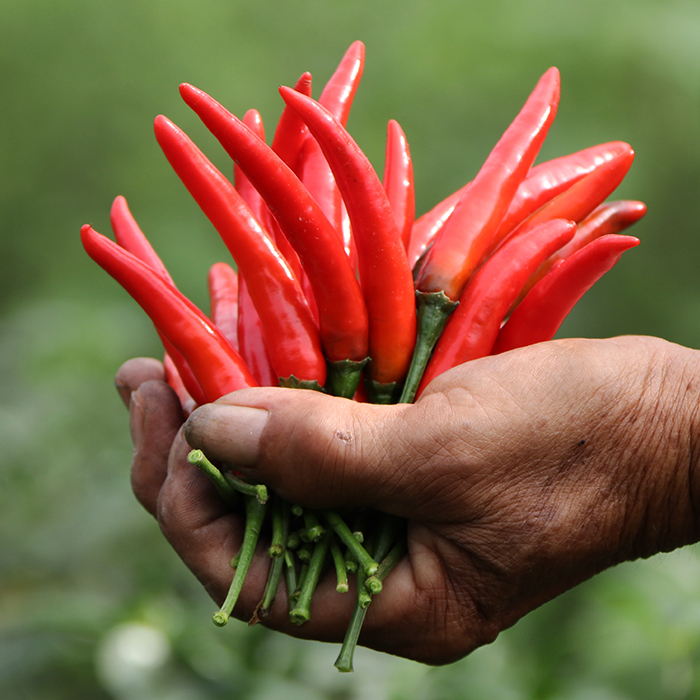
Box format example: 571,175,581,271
2,0,700,698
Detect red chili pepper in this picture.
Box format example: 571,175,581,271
235,108,306,286
383,119,415,251
279,86,416,390
234,109,267,220
237,275,278,387
493,141,632,243
81,225,256,401
415,68,560,302
492,234,640,355
271,71,312,172
515,199,646,303
110,195,207,405
208,261,239,350
163,352,196,414
298,42,365,251
179,84,369,368
495,146,635,252
407,184,467,268
415,219,576,399
154,114,326,386
318,40,365,126
407,141,628,270
110,196,174,284
160,334,208,407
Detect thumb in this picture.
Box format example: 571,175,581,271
183,386,438,516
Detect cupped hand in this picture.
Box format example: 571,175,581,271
115,336,700,664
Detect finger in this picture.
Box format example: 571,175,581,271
155,428,426,645
182,386,460,517
130,379,184,516
115,357,165,408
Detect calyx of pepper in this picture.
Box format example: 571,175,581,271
399,290,459,404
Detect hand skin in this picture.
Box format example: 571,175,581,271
115,336,700,665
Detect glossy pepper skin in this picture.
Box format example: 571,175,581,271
515,199,646,303
81,225,256,401
417,219,577,396
154,114,326,387
208,261,239,350
180,83,369,365
270,71,312,172
415,67,560,302
279,86,416,387
383,119,415,251
407,141,629,269
492,233,640,354
493,141,632,243
298,41,365,237
496,146,635,251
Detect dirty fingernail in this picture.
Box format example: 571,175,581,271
184,403,270,467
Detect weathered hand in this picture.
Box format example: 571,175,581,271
116,336,700,664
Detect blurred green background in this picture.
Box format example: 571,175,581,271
1,0,699,697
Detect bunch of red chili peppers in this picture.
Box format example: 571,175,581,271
82,42,645,671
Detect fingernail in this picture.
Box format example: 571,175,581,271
184,403,270,467
129,389,145,449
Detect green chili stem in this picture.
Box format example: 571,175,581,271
289,530,333,624
334,538,408,673
326,358,368,399
365,379,399,404
187,450,240,507
399,290,458,404
212,495,268,627
335,571,368,673
223,471,268,504
322,510,378,576
284,548,298,609
330,539,349,593
303,509,326,542
268,496,287,558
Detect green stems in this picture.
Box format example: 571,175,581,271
399,291,458,404
322,510,378,576
289,530,333,624
187,450,240,507
212,495,268,627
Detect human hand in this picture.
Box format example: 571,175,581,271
116,336,700,664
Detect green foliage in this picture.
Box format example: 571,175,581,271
1,0,699,697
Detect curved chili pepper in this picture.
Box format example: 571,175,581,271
81,225,256,401
271,71,312,172
515,199,646,304
110,196,174,283
279,86,416,391
492,234,640,355
110,195,207,405
415,68,560,302
179,84,369,370
163,352,196,414
298,41,365,251
407,184,467,268
407,141,628,270
234,108,306,286
493,141,631,243
413,219,576,400
318,40,365,126
237,274,278,387
208,261,239,350
154,114,326,386
383,119,415,251
495,146,635,253
160,334,207,407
